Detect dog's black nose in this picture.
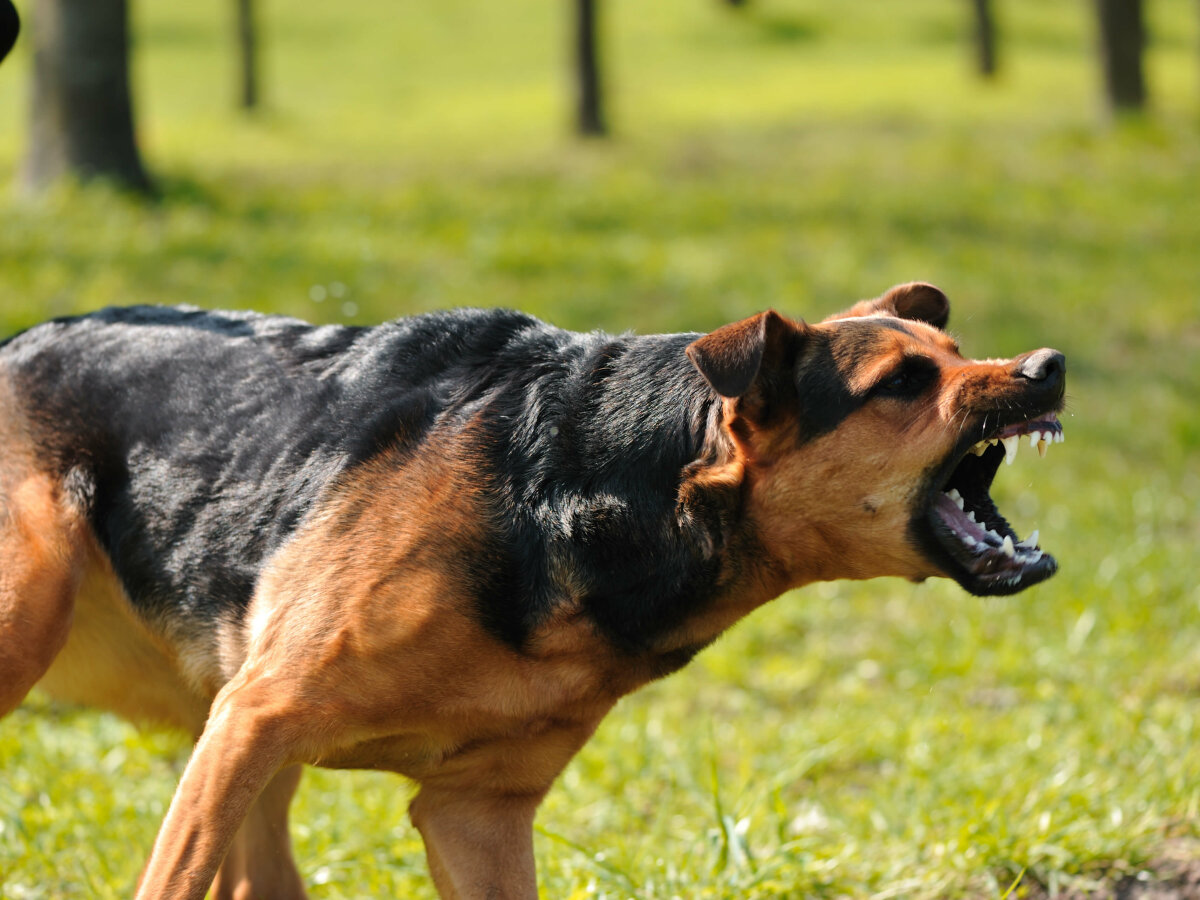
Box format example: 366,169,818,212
1015,348,1065,383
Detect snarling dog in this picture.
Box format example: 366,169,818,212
0,283,1064,898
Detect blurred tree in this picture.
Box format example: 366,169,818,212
971,0,998,78
23,0,153,193
0,0,18,64
235,0,259,110
573,0,606,136
1095,0,1147,111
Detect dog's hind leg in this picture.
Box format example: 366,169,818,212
210,764,308,900
0,469,84,717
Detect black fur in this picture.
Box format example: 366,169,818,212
2,306,744,656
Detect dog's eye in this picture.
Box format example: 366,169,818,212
875,360,936,398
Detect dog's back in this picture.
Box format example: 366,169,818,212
1,306,562,626
0,306,723,665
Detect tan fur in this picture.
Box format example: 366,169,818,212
36,539,211,733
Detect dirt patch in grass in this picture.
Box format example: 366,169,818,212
1023,844,1200,900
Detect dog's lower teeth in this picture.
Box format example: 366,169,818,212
1001,535,1015,557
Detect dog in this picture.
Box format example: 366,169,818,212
0,283,1065,898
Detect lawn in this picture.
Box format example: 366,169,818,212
1,0,1199,897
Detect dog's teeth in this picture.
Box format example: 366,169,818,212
988,438,999,447
1018,529,1039,549
947,488,964,509
1001,535,1016,557
1002,436,1019,465
970,441,988,456
1055,431,1064,444
1037,438,1048,458
966,510,976,522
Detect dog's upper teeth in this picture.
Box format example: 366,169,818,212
1002,436,1019,465
1037,436,1048,458
970,441,988,456
947,488,965,509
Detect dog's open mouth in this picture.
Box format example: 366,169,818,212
924,414,1064,595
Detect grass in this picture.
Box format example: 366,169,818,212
1,0,1199,897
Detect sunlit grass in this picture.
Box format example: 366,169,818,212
1,0,1198,897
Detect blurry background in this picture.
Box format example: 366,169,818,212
1,1,1198,898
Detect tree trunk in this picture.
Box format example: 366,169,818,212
23,0,153,193
573,0,606,137
235,0,258,110
971,0,998,78
1095,0,1147,112
0,0,19,65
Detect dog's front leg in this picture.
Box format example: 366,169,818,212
407,719,605,900
135,677,305,900
210,764,308,900
409,786,542,900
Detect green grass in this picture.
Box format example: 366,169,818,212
1,0,1199,897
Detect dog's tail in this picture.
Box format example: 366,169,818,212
0,0,19,66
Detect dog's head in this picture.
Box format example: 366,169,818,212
686,283,1065,596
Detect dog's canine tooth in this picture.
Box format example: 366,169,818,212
1037,438,1048,458
1002,436,1019,465
1001,535,1016,557
1018,529,1039,549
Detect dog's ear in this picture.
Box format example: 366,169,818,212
686,310,800,400
823,282,950,330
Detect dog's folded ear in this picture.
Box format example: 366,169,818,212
823,282,950,330
686,310,799,400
